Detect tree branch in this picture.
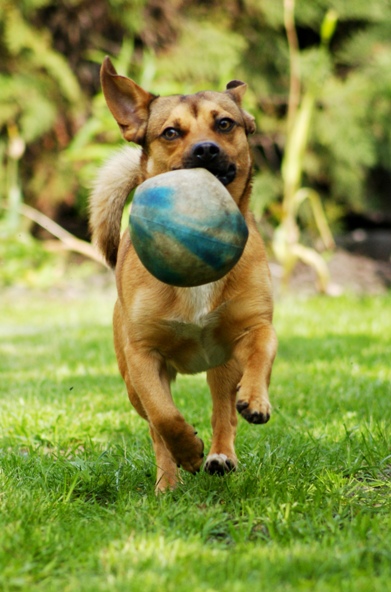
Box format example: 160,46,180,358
11,203,108,267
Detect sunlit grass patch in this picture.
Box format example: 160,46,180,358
0,290,390,591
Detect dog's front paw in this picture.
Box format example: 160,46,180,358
175,434,205,474
204,453,237,476
166,428,204,474
158,420,204,474
236,386,271,424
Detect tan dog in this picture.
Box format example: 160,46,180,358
90,57,277,492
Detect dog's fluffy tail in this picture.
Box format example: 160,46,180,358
89,146,143,268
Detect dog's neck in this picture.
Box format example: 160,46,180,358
237,162,254,215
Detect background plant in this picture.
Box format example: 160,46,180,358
272,3,337,292
1,0,390,286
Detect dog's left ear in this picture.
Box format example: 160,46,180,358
226,80,248,102
225,80,256,135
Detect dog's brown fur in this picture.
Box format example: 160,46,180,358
90,57,277,492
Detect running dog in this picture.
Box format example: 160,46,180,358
89,57,277,492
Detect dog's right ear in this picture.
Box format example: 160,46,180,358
100,57,157,144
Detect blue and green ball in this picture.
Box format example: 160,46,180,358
129,168,248,287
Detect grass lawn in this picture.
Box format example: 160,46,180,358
1,286,390,591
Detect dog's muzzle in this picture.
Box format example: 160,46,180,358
184,141,237,186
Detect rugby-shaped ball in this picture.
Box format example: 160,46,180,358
129,168,248,287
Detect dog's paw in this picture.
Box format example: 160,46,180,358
159,421,204,475
236,396,271,425
204,453,237,476
173,434,205,474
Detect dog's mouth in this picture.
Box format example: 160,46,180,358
180,142,237,186
210,164,237,186
180,162,237,186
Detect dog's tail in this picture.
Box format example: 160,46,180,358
89,146,143,268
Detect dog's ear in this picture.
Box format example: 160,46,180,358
225,80,256,135
226,80,248,103
101,57,157,144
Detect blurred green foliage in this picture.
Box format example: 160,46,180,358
0,0,391,285
0,233,51,286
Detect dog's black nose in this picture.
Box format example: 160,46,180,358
192,142,220,163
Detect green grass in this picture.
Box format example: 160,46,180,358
1,288,391,591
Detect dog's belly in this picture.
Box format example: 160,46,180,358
153,318,231,374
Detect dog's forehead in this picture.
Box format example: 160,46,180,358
149,91,242,127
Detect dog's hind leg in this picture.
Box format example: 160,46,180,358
117,371,177,492
205,361,241,475
113,302,148,420
149,426,179,493
116,337,178,491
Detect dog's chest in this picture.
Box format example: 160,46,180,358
179,283,218,323
158,283,231,374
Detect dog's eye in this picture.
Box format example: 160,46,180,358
162,127,180,140
217,118,235,132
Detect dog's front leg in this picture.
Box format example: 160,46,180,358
234,322,278,424
125,343,205,479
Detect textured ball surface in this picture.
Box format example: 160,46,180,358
129,168,248,287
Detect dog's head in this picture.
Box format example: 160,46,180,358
101,57,255,206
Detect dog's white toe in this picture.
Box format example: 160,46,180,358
204,453,237,475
